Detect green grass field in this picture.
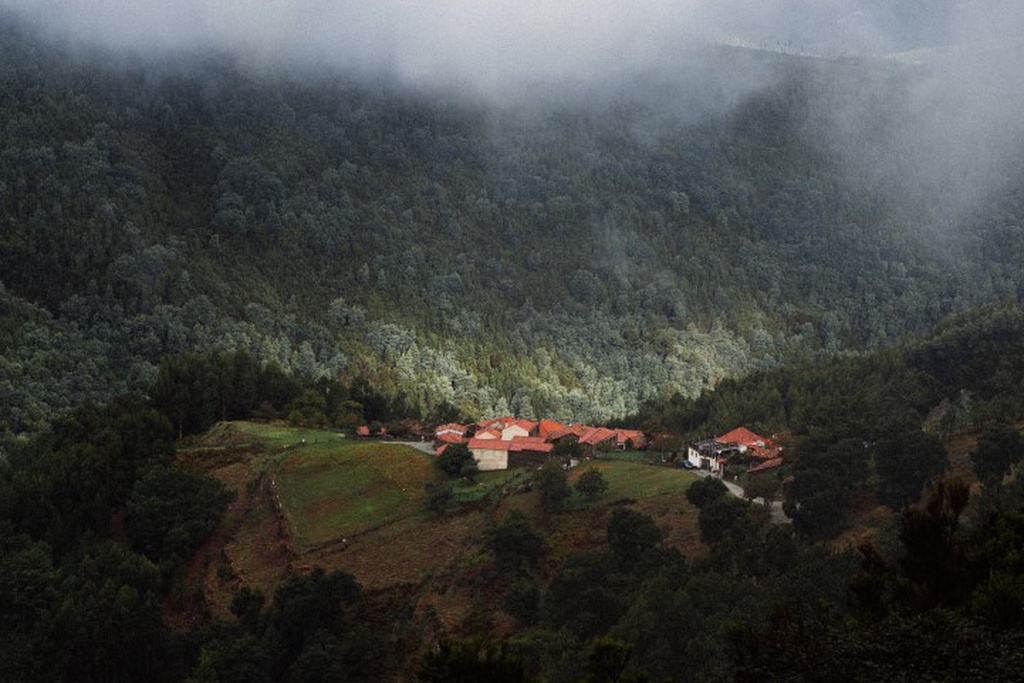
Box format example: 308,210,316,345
572,460,699,500
231,423,434,551
277,442,433,550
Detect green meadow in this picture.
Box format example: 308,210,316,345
233,423,433,551
573,460,699,500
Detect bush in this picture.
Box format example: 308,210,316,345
503,579,541,625
686,476,728,509
435,443,478,481
536,460,571,513
575,469,609,501
607,507,662,569
425,482,454,514
971,423,1024,484
485,511,547,573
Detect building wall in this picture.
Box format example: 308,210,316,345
509,451,550,469
472,448,508,471
687,446,703,469
687,446,722,474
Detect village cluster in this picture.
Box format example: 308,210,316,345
427,417,783,476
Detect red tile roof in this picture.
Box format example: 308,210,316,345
579,427,617,446
717,426,769,447
468,438,513,451
717,427,778,456
509,437,554,453
435,423,467,436
544,427,575,441
435,432,465,445
538,419,567,439
475,428,502,440
748,457,783,474
616,429,645,447
513,418,538,434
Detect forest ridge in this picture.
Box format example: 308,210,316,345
1,14,1024,435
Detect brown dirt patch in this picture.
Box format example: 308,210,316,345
169,443,296,623
945,428,981,480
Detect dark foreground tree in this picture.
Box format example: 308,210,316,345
536,460,571,513
607,507,662,569
686,476,728,509
485,511,547,573
971,423,1024,485
418,639,533,683
875,431,948,509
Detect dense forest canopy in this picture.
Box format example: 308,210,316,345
1,11,1024,434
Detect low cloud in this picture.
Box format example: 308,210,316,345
5,1,1012,94
3,0,1022,218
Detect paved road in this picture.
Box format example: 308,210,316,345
722,478,790,525
396,440,436,455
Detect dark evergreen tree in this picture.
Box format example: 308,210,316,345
971,423,1024,485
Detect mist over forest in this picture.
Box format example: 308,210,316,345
1,3,1024,431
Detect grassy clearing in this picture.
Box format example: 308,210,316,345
571,460,699,500
231,423,433,552
231,421,349,450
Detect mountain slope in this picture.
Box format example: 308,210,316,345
2,14,1023,431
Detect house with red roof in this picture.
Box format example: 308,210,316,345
716,427,778,458
435,423,466,438
356,424,387,438
537,419,567,440
501,421,532,441
467,435,555,471
438,415,651,471
433,423,467,449
579,426,617,448
687,426,780,475
615,429,646,450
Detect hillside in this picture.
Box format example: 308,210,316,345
3,13,1024,433
177,422,706,672
181,422,704,599
4,299,1024,681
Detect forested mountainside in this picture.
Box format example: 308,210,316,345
3,12,1024,432
4,291,1024,682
